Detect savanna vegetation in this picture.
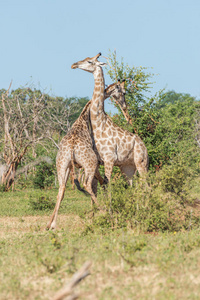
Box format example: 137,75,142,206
0,51,200,299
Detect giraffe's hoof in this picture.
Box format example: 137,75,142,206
46,222,56,231
46,223,51,230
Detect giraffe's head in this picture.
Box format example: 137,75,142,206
105,79,127,110
71,53,106,73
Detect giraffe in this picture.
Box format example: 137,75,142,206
47,78,127,230
70,79,127,189
71,53,148,187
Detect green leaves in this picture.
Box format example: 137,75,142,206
106,51,200,172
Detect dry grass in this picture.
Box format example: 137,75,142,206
1,187,200,299
0,215,85,237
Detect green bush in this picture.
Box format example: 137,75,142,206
29,195,55,211
0,184,6,192
33,162,55,189
91,158,200,233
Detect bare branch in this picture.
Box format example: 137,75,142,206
103,55,118,82
0,84,85,188
47,136,60,149
52,261,91,300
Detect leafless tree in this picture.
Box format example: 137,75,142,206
0,83,85,189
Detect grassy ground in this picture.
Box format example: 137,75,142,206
1,185,200,299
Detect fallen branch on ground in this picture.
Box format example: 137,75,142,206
52,261,92,300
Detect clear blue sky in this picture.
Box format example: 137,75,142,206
1,0,200,112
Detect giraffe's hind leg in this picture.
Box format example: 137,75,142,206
92,177,98,196
80,152,99,206
78,168,85,185
94,168,104,186
83,171,99,206
134,139,149,175
76,167,103,195
46,166,70,230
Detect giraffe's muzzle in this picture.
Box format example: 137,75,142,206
71,63,78,69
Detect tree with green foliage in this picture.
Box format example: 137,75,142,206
157,90,197,108
107,51,200,171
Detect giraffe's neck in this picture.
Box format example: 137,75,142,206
90,67,105,125
74,82,115,128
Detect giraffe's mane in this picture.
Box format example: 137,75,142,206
105,83,115,92
69,99,93,180
77,82,118,123
78,100,92,119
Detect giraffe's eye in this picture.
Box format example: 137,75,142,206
88,61,93,64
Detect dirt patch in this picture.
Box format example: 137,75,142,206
0,214,85,238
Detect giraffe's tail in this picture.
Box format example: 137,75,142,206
74,178,90,195
71,149,76,183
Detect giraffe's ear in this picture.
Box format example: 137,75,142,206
97,61,107,67
121,80,125,87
